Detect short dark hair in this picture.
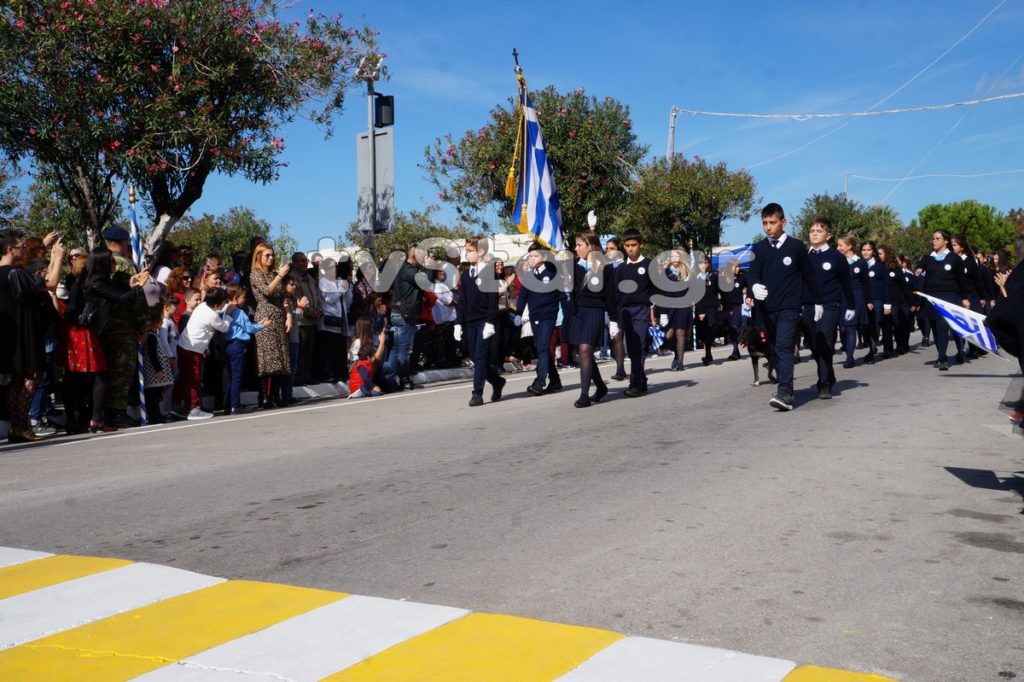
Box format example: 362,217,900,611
0,228,25,253
809,216,833,233
225,284,244,300
761,203,785,220
527,241,547,253
203,286,228,307
621,229,643,244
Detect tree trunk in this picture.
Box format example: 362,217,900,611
145,212,182,256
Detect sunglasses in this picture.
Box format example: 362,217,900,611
69,253,83,259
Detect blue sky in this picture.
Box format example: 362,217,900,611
194,0,1024,251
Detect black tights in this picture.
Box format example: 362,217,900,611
91,372,109,424
613,330,625,375
673,327,687,365
577,343,604,399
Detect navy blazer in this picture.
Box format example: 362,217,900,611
456,266,498,326
864,258,889,304
804,247,854,306
516,262,562,322
747,235,820,313
571,262,616,315
615,257,655,311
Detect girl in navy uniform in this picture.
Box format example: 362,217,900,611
952,235,985,362
802,218,855,399
860,241,887,364
694,259,720,366
455,236,506,406
614,229,656,397
516,242,563,395
914,230,970,371
879,245,911,358
568,231,616,407
662,249,693,371
722,261,747,361
605,238,627,381
836,235,869,369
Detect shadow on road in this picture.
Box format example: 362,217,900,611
944,466,1024,513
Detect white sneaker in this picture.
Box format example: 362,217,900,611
187,408,214,420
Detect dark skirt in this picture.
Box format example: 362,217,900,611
568,307,605,346
842,288,869,326
695,306,718,329
666,305,693,330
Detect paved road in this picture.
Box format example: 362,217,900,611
1,339,1021,681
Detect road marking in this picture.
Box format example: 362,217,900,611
324,612,623,681
0,580,344,681
0,562,222,651
0,547,50,569
136,595,469,681
0,555,131,600
783,665,898,681
558,636,797,681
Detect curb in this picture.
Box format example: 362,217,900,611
0,547,899,681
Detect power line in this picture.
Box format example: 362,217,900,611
851,169,1024,181
674,92,1024,120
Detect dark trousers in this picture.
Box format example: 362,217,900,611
530,318,559,387
316,330,347,383
765,308,800,395
802,303,839,388
620,305,650,389
466,322,501,394
295,325,317,385
144,387,165,424
225,340,249,410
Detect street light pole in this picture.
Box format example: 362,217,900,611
366,77,377,258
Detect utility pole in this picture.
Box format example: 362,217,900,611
666,106,679,161
843,171,851,195
359,55,384,258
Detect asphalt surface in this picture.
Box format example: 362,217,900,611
1,337,1021,681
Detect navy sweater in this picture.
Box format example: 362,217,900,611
516,262,562,322
571,262,616,314
456,267,498,325
916,253,968,298
864,258,889,304
615,257,655,311
804,247,854,306
747,235,820,313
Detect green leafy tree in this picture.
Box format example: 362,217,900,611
423,86,647,240
793,193,873,242
343,207,474,261
170,206,296,264
614,156,756,254
0,157,22,229
1007,207,1023,232
16,169,123,249
0,0,378,249
915,200,1015,255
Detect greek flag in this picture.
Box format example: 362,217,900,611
509,86,565,252
711,244,754,271
128,200,145,272
649,325,666,351
915,292,1009,360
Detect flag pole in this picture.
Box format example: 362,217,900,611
129,183,149,426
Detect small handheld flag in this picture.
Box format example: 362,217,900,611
649,325,666,352
505,53,565,252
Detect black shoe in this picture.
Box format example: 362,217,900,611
624,386,644,398
574,397,592,408
490,376,506,402
955,351,965,365
611,372,626,381
590,383,608,403
769,392,794,411
862,354,875,365
543,383,563,394
468,393,484,407
526,383,544,397
842,360,854,369
727,352,741,361
818,385,832,400
882,350,893,359
920,338,930,347
938,360,949,371
701,356,712,366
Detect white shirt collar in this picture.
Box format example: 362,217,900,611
809,244,829,253
771,233,788,247
627,256,644,265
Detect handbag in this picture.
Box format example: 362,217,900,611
77,298,109,334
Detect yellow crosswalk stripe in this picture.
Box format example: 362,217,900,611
0,555,132,600
325,612,623,681
784,665,898,681
0,580,347,681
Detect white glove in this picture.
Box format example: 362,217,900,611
844,309,856,322
453,324,462,342
512,315,522,327
482,322,495,339
883,304,892,312
608,321,620,337
659,314,668,327
813,304,823,322
752,283,768,301
587,210,597,228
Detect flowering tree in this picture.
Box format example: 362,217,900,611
0,157,22,228
423,86,647,239
0,0,378,250
614,156,756,254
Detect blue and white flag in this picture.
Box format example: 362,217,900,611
711,244,754,271
915,291,1009,361
507,82,564,252
128,198,145,272
649,324,666,352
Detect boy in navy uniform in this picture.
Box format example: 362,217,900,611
746,203,820,411
801,217,854,400
516,242,563,396
614,229,656,397
455,236,506,406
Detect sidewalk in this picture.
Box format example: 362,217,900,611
0,546,896,681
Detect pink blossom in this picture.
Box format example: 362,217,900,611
150,64,158,72
172,45,178,53
14,19,25,28
569,130,577,138
28,127,36,136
